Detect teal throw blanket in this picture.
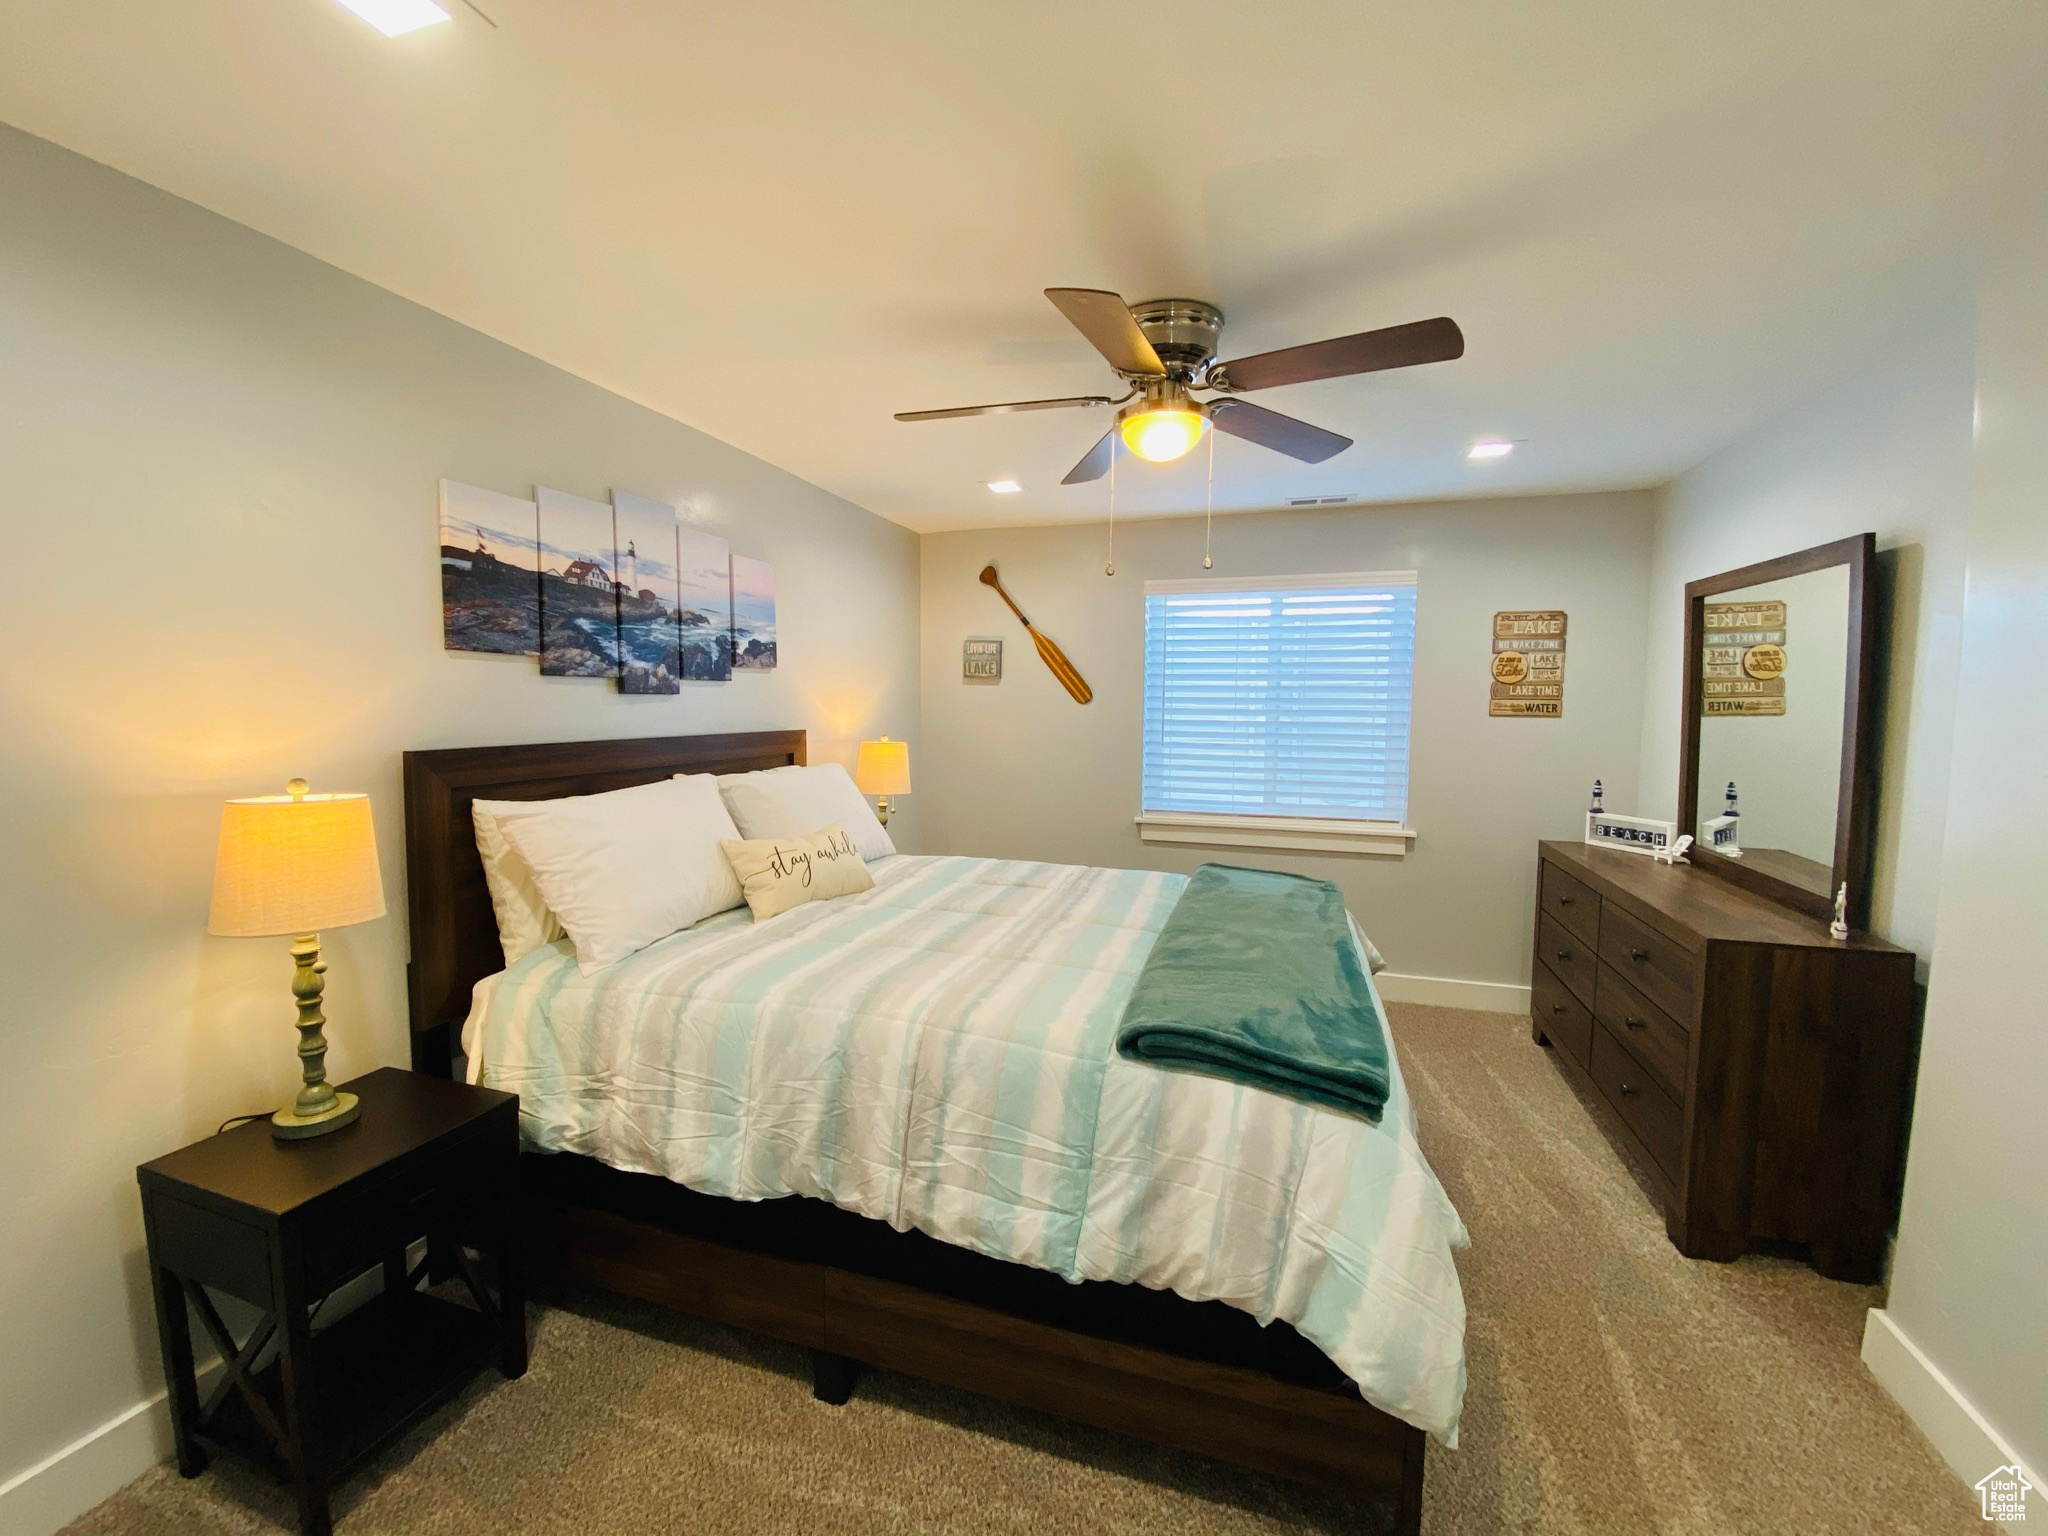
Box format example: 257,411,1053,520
1116,864,1390,1122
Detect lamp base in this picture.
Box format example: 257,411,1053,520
273,1090,359,1141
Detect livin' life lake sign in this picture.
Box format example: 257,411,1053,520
1702,599,1787,716
963,636,1002,684
1490,610,1566,717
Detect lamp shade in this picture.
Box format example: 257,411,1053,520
208,786,386,937
854,737,911,797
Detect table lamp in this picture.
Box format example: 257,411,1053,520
208,778,386,1139
855,737,911,826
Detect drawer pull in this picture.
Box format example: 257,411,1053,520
1556,949,1573,963
1552,1003,1568,1016
1624,1015,1646,1031
1557,895,1575,906
1629,947,1649,963
1618,1081,1639,1097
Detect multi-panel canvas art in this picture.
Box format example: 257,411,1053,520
676,526,734,680
611,491,684,695
439,480,541,655
731,554,778,670
537,486,622,678
441,481,766,688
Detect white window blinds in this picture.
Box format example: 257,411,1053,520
1141,572,1418,824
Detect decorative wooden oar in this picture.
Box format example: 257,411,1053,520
979,565,1093,704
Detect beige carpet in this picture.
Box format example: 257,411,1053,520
68,1004,1981,1535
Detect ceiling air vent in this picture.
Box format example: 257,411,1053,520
1287,494,1354,506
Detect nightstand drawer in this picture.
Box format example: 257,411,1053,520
300,1127,508,1295
1537,912,1598,1009
1539,861,1601,947
150,1195,274,1310
1599,904,1698,1023
1531,961,1593,1070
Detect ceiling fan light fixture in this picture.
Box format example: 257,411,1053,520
1120,409,1206,463
986,479,1022,494
1468,439,1516,460
1117,382,1208,464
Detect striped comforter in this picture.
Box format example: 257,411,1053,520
465,855,1469,1440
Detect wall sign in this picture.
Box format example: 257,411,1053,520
1490,610,1566,717
1702,600,1786,715
963,636,1002,684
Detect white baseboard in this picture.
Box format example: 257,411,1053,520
1862,1307,2042,1528
0,1391,174,1536
1375,971,1531,1014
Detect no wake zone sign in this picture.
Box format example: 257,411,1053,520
1490,611,1566,717
1702,599,1787,715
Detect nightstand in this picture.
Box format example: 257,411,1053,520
138,1067,523,1536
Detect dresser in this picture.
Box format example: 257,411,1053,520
1529,839,1916,1283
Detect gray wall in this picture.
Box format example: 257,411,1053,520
1883,91,2048,1484
918,492,1655,989
0,123,919,1500
1633,304,1976,966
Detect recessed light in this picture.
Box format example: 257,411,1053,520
335,0,452,36
1467,440,1516,461
986,479,1023,494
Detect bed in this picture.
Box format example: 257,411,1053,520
404,731,1466,1533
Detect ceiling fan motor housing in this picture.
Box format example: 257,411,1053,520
1128,298,1224,381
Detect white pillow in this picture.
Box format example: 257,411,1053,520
722,823,876,921
490,775,744,973
713,762,896,860
472,799,565,965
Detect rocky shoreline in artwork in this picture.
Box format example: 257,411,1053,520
442,545,540,654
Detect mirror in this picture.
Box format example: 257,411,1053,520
1680,534,1876,926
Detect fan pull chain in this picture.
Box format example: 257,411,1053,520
1203,426,1215,569
1105,435,1117,576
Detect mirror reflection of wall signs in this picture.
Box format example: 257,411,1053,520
1490,611,1566,717
963,636,1003,684
1703,600,1787,715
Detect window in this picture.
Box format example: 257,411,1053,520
1137,572,1418,856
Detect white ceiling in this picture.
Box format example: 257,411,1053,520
0,1,2029,531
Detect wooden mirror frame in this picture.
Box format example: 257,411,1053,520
1678,532,1878,927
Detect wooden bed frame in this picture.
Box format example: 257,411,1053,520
403,730,1426,1533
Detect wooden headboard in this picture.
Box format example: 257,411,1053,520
401,730,806,1074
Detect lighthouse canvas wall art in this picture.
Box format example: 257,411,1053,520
537,486,622,678
676,526,734,680
731,554,777,670
439,480,541,655
610,491,684,694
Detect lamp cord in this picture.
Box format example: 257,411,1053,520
1105,435,1117,576
216,1111,269,1135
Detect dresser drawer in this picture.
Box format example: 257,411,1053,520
1595,962,1690,1102
1536,912,1598,1009
1598,904,1698,1022
1590,1023,1683,1179
1531,960,1594,1070
1538,861,1601,947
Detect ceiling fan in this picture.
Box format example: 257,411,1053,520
896,289,1464,484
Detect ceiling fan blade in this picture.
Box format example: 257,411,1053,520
1215,316,1464,392
895,394,1114,422
1208,399,1352,464
1061,429,1117,485
1044,288,1167,377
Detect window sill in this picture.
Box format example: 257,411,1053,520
1133,812,1416,858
